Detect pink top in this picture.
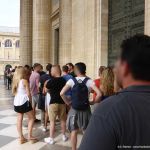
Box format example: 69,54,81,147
29,71,40,96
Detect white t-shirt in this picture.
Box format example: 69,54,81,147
14,80,29,106
66,77,95,92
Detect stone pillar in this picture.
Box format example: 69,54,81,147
32,0,51,66
145,0,150,35
94,0,108,77
20,0,33,66
59,0,72,64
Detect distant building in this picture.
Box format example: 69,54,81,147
0,26,20,75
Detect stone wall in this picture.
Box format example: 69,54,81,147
50,0,59,64
71,0,95,77
58,0,108,78
49,0,108,78
145,0,150,35
32,0,51,67
20,0,32,66
20,0,108,78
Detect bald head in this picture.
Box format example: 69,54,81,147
51,65,61,77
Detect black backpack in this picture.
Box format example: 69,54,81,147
71,77,90,110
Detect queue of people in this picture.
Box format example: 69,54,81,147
12,34,150,150
12,61,110,149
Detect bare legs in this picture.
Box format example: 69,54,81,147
49,120,66,138
41,110,45,125
17,111,35,141
61,120,66,135
44,110,49,129
17,113,24,139
32,105,36,120
71,130,78,150
26,111,34,139
50,121,55,138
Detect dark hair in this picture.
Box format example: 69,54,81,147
120,34,150,81
66,63,74,68
62,65,69,73
40,64,43,70
75,62,86,74
99,66,106,76
33,63,40,69
24,65,30,70
46,63,52,72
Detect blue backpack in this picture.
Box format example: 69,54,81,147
71,77,89,110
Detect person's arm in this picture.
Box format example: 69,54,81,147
91,84,102,103
43,80,49,95
60,84,72,106
89,79,102,104
35,75,40,93
79,114,117,150
39,77,42,93
91,79,97,93
23,79,32,102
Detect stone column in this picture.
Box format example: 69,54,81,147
94,0,108,77
20,0,33,66
32,0,51,67
145,0,150,35
59,0,72,65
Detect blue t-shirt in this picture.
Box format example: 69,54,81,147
63,74,73,96
39,74,51,93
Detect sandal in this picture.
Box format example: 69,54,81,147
19,137,28,144
28,137,38,144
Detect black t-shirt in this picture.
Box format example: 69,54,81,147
46,77,66,104
79,85,150,150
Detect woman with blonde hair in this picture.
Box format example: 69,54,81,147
100,67,115,100
12,67,38,144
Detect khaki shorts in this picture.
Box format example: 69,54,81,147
49,104,66,122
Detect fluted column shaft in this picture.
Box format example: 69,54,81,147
20,0,33,66
94,0,108,77
32,0,51,66
145,0,150,35
59,0,72,64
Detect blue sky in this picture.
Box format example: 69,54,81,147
0,0,20,27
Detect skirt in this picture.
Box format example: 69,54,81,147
14,101,32,113
67,107,91,132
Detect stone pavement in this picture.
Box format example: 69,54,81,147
0,80,82,150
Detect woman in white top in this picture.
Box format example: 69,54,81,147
12,67,38,144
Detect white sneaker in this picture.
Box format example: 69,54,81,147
42,127,48,132
44,137,55,145
62,135,68,142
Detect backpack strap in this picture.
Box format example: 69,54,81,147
83,77,90,84
72,77,78,85
72,77,90,85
